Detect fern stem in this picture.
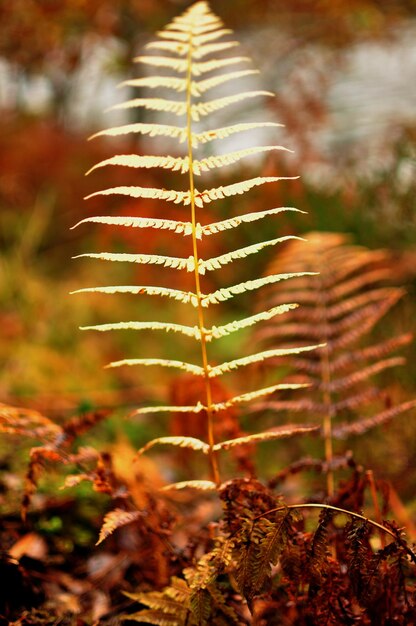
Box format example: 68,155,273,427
255,503,416,563
186,24,220,487
317,270,334,498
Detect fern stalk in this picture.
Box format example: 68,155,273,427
185,22,220,485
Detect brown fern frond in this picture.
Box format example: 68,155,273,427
255,232,413,496
96,509,143,545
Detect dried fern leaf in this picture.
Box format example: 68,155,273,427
193,91,274,119
201,272,316,306
208,345,323,378
97,508,143,545
193,41,240,59
123,609,182,625
133,55,189,72
329,333,413,374
201,207,303,236
209,304,299,339
193,69,259,94
109,98,186,116
90,122,187,143
333,400,416,438
86,154,189,175
80,321,201,340
193,146,292,174
194,177,298,206
74,251,195,272
198,236,303,274
160,480,217,492
214,424,319,451
120,76,188,92
71,215,193,236
136,436,209,457
105,357,204,376
133,403,205,416
71,285,199,306
124,591,188,620
85,185,189,205
324,357,405,393
210,383,310,412
194,122,282,146
192,56,251,75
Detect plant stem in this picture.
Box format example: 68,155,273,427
255,502,416,563
185,27,220,486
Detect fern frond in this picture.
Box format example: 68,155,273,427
201,272,316,306
123,610,182,625
74,251,194,272
124,591,187,618
198,236,303,274
90,122,187,143
208,345,323,378
191,56,251,75
109,98,187,116
105,357,204,376
333,400,416,438
210,383,310,411
96,509,143,545
194,122,282,146
193,41,240,59
80,321,200,340
133,403,205,416
195,176,298,206
86,154,189,176
209,304,299,339
193,69,259,94
325,357,405,393
120,76,188,92
136,436,209,457
193,146,292,174
192,90,273,119
71,215,194,237
71,285,199,307
201,207,303,236
133,55,189,72
213,425,317,451
160,480,217,491
85,185,189,205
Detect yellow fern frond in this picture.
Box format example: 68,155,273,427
90,122,187,143
207,345,324,378
192,28,233,46
191,56,251,75
71,215,194,237
192,91,274,120
71,285,199,307
109,98,187,116
105,357,204,376
74,251,195,272
133,55,188,72
201,207,304,235
193,41,240,59
193,122,282,146
133,403,205,415
193,69,260,95
160,481,217,491
120,76,187,92
136,436,209,457
208,304,299,339
210,383,310,412
201,273,316,306
80,321,201,340
86,155,189,175
145,39,189,56
213,425,318,451
194,176,297,206
85,185,188,205
193,146,292,174
198,236,303,274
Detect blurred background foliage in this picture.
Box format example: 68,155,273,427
0,0,415,503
